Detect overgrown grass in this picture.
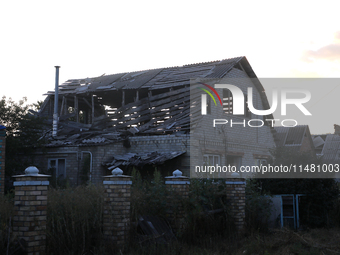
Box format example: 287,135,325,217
2,174,339,254
130,170,236,247
0,194,13,253
46,185,104,255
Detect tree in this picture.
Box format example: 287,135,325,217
0,96,47,177
249,147,339,228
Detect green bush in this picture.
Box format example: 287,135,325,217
245,179,273,233
182,179,235,244
131,168,169,219
131,173,235,245
0,194,13,254
46,185,104,254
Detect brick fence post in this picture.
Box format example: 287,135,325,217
225,176,246,234
0,125,6,195
103,167,131,247
12,166,50,255
165,169,190,235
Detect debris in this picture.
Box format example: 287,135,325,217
136,215,176,244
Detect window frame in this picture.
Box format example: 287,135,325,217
48,158,66,179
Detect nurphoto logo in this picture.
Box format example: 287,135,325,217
199,83,312,128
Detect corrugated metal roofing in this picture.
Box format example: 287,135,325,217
321,134,340,162
274,126,307,146
274,132,288,147
45,57,243,95
285,126,306,145
313,136,325,148
88,73,125,91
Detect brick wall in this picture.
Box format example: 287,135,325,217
165,170,190,234
12,167,49,255
9,166,246,251
26,134,190,186
0,127,5,195
103,168,131,246
190,70,276,178
225,178,246,233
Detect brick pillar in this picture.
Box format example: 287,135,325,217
225,177,246,233
165,169,190,235
13,166,50,255
103,167,131,247
0,125,5,195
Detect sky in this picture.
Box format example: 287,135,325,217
1,0,340,134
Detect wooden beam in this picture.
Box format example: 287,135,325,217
38,95,50,114
135,90,139,102
74,95,79,123
92,95,95,124
60,96,66,116
83,97,92,108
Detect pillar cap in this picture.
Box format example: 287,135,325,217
112,167,123,176
173,169,182,177
165,169,189,179
25,166,39,175
13,166,51,177
231,172,240,178
103,167,131,178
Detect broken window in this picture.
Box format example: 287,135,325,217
203,154,220,166
223,89,233,114
254,158,267,166
226,155,242,171
223,89,251,117
48,158,66,179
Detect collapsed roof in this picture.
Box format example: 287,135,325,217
36,56,271,146
105,151,186,169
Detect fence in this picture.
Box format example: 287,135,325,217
11,166,245,254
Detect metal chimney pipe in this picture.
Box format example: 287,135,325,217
52,66,60,137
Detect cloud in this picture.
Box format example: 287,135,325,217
302,31,340,62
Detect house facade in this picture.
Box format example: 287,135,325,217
274,125,316,155
27,57,276,185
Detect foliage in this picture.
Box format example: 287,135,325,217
131,168,169,219
182,179,235,243
46,185,104,254
0,96,47,177
245,179,273,233
0,194,13,254
131,172,235,245
252,147,340,228
331,196,340,227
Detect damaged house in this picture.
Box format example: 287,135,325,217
27,56,276,185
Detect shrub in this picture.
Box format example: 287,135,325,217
182,179,235,244
245,179,273,233
131,173,235,244
0,194,13,254
46,185,104,254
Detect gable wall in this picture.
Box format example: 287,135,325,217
191,68,276,178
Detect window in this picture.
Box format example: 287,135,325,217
226,155,242,170
255,158,267,166
48,158,66,179
223,89,233,114
207,95,211,114
223,89,251,117
203,154,220,166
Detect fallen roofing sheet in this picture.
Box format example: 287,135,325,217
105,151,186,169
136,215,176,244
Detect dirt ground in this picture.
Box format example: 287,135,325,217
234,228,340,255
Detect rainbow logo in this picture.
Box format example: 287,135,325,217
198,82,223,106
